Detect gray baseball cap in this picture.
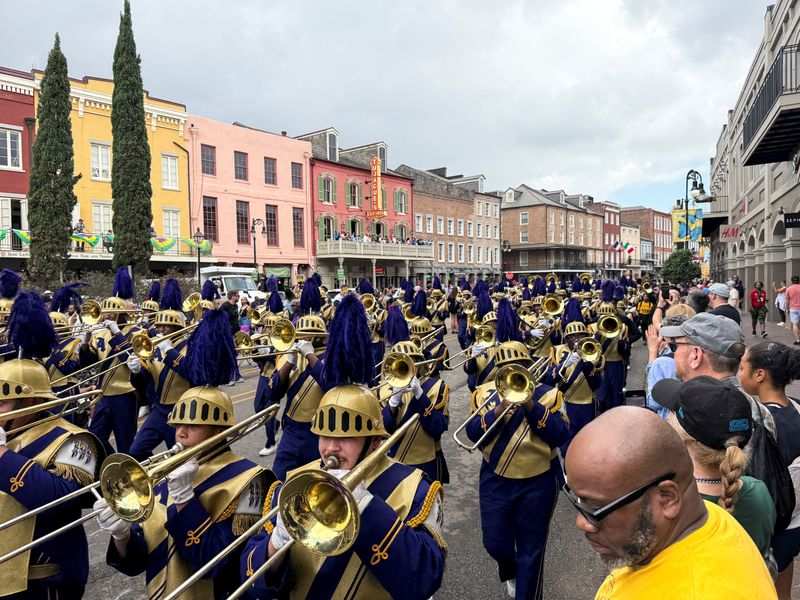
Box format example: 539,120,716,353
707,282,730,298
659,313,744,358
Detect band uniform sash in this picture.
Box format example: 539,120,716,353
553,345,593,405
277,349,325,423
379,379,445,466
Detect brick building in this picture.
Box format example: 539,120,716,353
620,221,641,271
500,185,603,277
620,207,672,270
586,200,622,275
396,165,500,286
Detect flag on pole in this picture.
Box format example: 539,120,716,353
624,242,635,254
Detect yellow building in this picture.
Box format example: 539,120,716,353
620,221,641,268
32,72,191,262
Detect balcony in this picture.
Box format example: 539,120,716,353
316,239,435,260
743,45,800,166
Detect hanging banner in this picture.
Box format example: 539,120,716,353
181,238,213,254
671,208,703,243
151,237,177,252
13,230,30,244
0,229,7,241
70,233,100,247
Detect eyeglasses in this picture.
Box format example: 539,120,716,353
668,340,695,353
561,473,675,525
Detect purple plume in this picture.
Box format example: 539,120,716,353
562,297,584,325
384,305,410,346
8,292,58,359
267,275,277,293
0,269,21,299
310,272,322,287
601,279,615,302
357,278,375,295
112,267,134,300
495,298,521,342
161,278,183,311
476,291,493,320
432,275,443,291
147,280,161,302
269,290,283,313
411,289,428,318
201,279,220,301
322,294,373,386
460,278,471,292
403,280,415,303
51,282,85,313
184,309,240,386
300,278,321,315
614,285,626,301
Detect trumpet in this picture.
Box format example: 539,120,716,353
557,337,604,381
452,358,548,452
444,324,495,370
100,404,280,523
228,413,422,599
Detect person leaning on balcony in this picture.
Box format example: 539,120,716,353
73,218,86,252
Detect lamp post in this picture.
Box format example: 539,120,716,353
680,170,707,251
192,228,205,290
251,217,267,280
501,240,512,281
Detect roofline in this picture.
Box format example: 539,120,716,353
340,141,387,152
295,126,339,139
313,157,413,181
0,66,34,80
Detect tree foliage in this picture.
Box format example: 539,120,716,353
111,0,152,273
28,34,80,283
659,248,700,285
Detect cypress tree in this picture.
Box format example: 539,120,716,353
28,34,79,283
111,0,152,272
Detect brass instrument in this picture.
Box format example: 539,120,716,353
545,273,558,287
182,292,201,314
268,319,328,354
402,303,414,321
100,404,280,523
0,389,102,436
360,293,377,314
444,324,495,370
452,358,548,452
246,307,268,326
557,337,604,380
371,353,439,392
597,314,622,339
80,299,142,325
542,294,564,317
228,414,423,599
642,281,653,294
579,272,593,287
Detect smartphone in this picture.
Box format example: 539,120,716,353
661,287,670,301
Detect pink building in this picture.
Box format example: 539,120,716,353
186,116,313,285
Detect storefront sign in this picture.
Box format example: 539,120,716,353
370,156,382,212
785,212,800,228
720,226,740,239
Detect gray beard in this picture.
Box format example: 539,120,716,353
599,495,659,573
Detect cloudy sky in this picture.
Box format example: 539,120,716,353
0,0,770,214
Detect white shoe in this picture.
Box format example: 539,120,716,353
138,406,149,419
227,381,237,387
778,322,785,326
236,377,245,383
506,579,516,597
259,445,277,457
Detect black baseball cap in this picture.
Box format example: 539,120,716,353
651,376,752,450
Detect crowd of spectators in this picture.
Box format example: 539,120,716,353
329,230,432,245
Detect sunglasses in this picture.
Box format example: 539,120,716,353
561,473,675,525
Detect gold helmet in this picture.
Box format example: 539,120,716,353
168,386,236,428
563,321,589,338
595,302,616,316
297,314,327,336
311,384,387,438
261,313,282,328
0,298,13,319
100,296,128,313
141,300,160,313
390,341,424,361
0,359,58,403
616,300,627,312
482,311,498,325
322,304,336,322
556,289,567,298
409,316,433,337
430,289,443,300
532,297,543,307
494,341,532,367
50,311,69,329
154,309,186,328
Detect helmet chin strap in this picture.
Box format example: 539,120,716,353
354,436,374,467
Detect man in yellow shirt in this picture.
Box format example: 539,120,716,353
563,406,776,599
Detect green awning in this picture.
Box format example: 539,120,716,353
263,265,290,278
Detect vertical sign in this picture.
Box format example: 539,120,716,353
367,156,385,218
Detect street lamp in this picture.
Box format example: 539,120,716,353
501,240,512,279
192,228,205,290
251,217,267,280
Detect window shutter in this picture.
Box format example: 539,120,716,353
357,184,363,207
317,176,324,202
332,179,338,205
393,190,399,213
333,217,338,233
318,216,325,240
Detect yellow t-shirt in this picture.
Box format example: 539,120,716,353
595,501,776,600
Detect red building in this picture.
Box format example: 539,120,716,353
587,200,622,276
620,206,672,271
0,67,34,256
296,128,431,288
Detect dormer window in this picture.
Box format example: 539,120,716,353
379,146,386,168
504,189,515,204
327,132,338,161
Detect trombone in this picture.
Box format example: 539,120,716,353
228,413,422,599
0,388,102,436
444,324,495,370
452,359,548,452
100,404,280,523
556,337,604,381
81,299,142,325
371,353,438,392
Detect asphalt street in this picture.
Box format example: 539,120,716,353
82,332,649,600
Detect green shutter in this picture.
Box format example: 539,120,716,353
357,184,363,207
317,216,325,240
332,179,338,205
317,176,324,202
333,217,338,233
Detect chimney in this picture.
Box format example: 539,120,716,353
281,131,287,136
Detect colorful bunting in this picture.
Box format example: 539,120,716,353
13,230,30,244
151,237,177,252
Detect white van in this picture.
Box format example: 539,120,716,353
200,267,267,302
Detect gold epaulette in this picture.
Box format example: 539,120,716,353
406,481,443,528
262,480,281,534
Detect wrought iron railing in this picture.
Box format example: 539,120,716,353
316,239,435,259
743,45,800,150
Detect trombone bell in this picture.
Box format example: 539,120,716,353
100,453,156,523
270,320,296,352
182,292,201,313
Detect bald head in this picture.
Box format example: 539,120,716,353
566,406,693,496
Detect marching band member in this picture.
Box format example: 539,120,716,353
44,284,84,398
428,276,448,341
379,340,449,483
383,303,411,348
266,313,328,481
255,278,284,457
139,280,161,334
412,317,449,377
358,278,387,373
589,281,630,413
79,268,143,454
0,293,104,599
241,294,446,599
543,321,603,454
455,279,471,350
463,310,499,392
465,341,568,600
98,386,274,598
127,279,193,461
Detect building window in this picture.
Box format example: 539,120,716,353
264,204,278,246
467,221,473,237
291,162,303,189
457,219,464,236
415,214,422,232
549,212,554,225
604,213,608,224
476,223,482,238
549,229,555,243
485,202,490,215
519,251,529,267
561,231,565,243
604,233,608,245
520,212,528,225
448,243,455,262
92,202,112,237
467,245,473,263
381,188,387,211
200,144,216,175
520,230,528,242
477,246,483,263
476,201,482,216
161,154,179,190
321,217,334,241
236,200,250,244
569,231,574,244
347,182,360,207
494,204,499,218
458,243,465,262
426,216,433,234
202,196,218,242
560,214,565,225
494,225,499,239
447,218,454,235
579,216,584,229
327,132,338,161
569,214,575,227
437,217,444,234
438,242,445,262
0,127,22,169
90,142,111,180
579,233,584,245
394,190,408,214
234,151,248,180
320,177,336,204
293,207,304,247
264,157,277,185
379,146,386,166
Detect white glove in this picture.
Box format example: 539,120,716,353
257,345,271,355
470,343,485,358
166,458,198,505
582,301,590,308
156,338,173,355
565,351,580,368
104,320,121,335
410,377,424,400
0,426,6,447
270,511,292,550
94,498,130,540
538,318,550,327
296,340,314,357
285,349,298,367
529,328,544,339
389,389,404,408
127,356,142,374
